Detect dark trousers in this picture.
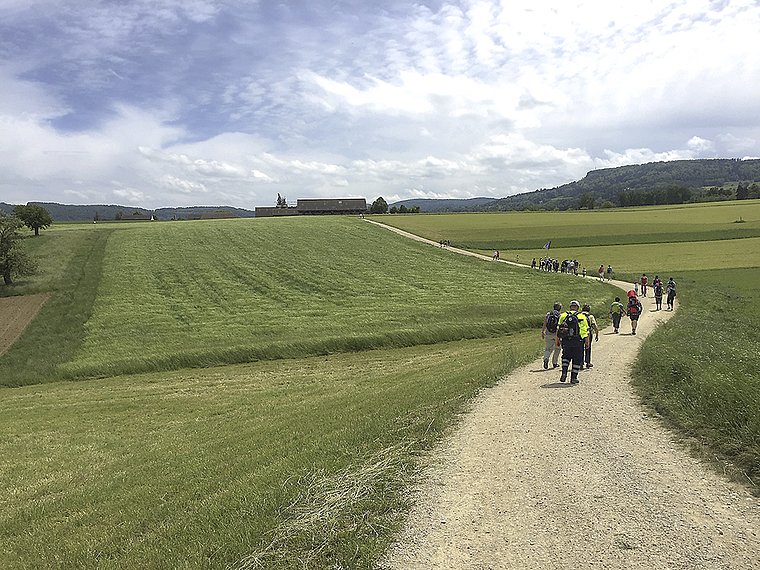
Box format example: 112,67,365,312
561,340,585,380
584,335,593,365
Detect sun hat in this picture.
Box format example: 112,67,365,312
569,300,580,307
627,290,636,297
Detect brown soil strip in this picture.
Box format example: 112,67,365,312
0,292,52,357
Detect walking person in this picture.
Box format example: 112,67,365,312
626,290,643,335
542,302,562,369
666,278,677,310
608,296,625,333
556,300,590,384
598,264,604,280
581,303,599,368
653,279,664,310
606,264,613,281
641,273,648,297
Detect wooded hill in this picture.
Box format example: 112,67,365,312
445,158,760,212
0,203,256,222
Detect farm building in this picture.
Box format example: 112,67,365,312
255,198,367,217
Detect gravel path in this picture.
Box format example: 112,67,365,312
369,220,760,569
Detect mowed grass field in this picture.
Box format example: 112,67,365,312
2,202,758,569
1,216,616,569
1,217,612,385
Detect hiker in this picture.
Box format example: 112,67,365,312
653,279,664,310
542,302,562,369
626,290,643,335
555,300,590,384
666,278,677,310
581,303,599,369
608,296,625,333
532,258,536,269
641,274,648,297
634,280,639,296
598,265,604,280
606,264,613,280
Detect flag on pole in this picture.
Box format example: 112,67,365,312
542,241,551,249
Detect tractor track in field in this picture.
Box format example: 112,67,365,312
366,219,760,570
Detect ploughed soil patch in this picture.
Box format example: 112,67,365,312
0,292,52,357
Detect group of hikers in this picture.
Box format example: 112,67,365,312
533,257,582,274
632,274,677,311
540,278,675,384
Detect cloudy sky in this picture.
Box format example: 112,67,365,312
1,0,759,209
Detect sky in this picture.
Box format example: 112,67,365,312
1,0,759,210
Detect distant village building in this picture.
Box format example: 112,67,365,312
255,198,367,218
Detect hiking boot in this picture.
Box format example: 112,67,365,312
544,359,548,369
632,330,636,335
553,363,559,368
570,378,579,384
586,363,593,368
559,373,567,382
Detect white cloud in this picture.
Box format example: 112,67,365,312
1,0,759,208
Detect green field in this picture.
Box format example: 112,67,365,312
377,200,760,251
1,203,759,568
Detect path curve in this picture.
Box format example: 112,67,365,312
366,219,760,569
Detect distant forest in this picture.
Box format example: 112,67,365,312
0,203,256,222
445,158,760,212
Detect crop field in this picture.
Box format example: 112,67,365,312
1,203,758,569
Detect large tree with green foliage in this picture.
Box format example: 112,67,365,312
0,213,38,285
370,196,388,214
12,204,53,236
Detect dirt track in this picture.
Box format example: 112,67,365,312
0,292,51,357
368,220,760,569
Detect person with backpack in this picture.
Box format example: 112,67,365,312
641,273,648,297
608,296,625,333
653,279,664,310
555,300,590,384
626,291,643,335
542,302,562,369
666,278,677,310
581,303,599,368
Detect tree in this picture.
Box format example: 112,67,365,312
576,193,596,210
370,197,388,214
12,204,53,236
0,213,38,285
736,184,749,200
276,193,288,208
